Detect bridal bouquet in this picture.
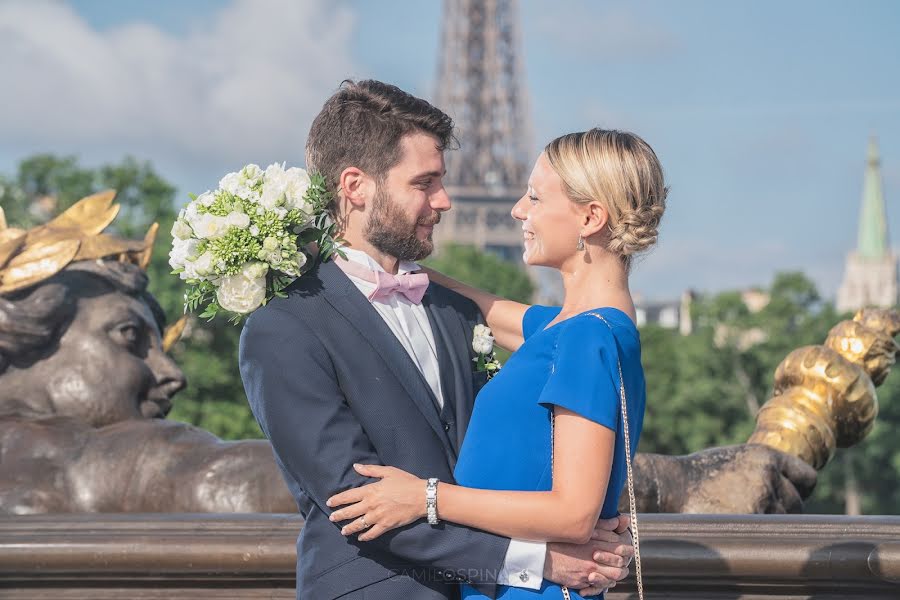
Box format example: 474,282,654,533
169,163,340,322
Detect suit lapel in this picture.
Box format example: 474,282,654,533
317,261,455,458
422,285,477,456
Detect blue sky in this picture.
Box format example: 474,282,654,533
2,0,898,300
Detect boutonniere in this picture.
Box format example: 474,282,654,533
472,324,501,380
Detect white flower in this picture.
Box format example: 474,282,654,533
283,167,312,213
272,206,288,220
216,261,269,313
171,219,193,241
219,172,242,195
226,211,250,229
193,213,229,239
260,163,289,210
191,251,216,277
197,191,216,207
168,238,199,271
472,324,495,355
249,225,260,236
242,164,263,184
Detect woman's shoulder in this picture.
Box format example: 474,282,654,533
522,305,562,339
555,308,639,360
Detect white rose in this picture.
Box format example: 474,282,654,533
219,172,242,195
197,191,216,207
226,211,251,229
283,167,312,212
242,164,263,184
193,213,229,239
171,219,193,241
216,262,268,314
192,251,215,277
260,163,291,209
168,237,199,270
472,324,495,354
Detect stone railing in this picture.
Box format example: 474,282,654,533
1,514,898,599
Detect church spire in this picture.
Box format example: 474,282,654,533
857,136,890,259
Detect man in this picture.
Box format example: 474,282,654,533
239,80,632,599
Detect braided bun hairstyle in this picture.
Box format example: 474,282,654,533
545,129,668,269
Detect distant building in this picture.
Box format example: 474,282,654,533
635,290,694,335
836,137,898,313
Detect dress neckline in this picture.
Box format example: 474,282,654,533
540,306,637,334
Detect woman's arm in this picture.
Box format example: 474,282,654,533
420,266,530,352
327,407,615,544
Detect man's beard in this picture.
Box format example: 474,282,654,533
365,185,441,261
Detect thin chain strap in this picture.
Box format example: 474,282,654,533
552,313,644,600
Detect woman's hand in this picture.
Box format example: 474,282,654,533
326,464,426,541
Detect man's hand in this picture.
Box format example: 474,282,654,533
544,515,634,596
675,444,817,513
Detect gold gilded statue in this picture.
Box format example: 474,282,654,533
749,308,900,469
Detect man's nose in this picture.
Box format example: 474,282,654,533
430,186,452,212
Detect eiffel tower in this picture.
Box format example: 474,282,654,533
432,0,534,265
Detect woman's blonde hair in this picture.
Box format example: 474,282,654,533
545,128,668,268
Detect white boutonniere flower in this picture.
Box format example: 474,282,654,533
472,324,501,380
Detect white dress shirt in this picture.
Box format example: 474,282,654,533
339,248,545,590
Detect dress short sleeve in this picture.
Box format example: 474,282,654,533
537,314,621,432
522,305,561,340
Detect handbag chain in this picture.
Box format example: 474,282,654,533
552,313,644,600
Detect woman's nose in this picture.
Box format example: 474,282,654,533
511,195,528,221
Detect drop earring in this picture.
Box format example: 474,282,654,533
577,235,585,251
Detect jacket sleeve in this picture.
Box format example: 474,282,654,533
239,304,511,594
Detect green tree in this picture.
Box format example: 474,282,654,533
424,243,534,303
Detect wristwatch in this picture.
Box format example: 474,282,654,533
426,478,440,525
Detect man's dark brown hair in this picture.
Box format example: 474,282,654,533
305,79,457,213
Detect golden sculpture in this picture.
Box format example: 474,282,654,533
749,308,900,469
0,191,185,350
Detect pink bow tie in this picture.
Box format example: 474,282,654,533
335,257,430,304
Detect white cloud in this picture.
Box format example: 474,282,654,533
0,0,357,168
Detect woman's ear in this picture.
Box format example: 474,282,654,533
338,167,371,210
581,201,609,238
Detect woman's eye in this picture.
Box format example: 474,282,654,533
529,195,539,204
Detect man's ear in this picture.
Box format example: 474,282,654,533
338,167,373,210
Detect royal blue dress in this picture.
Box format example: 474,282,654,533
455,306,645,600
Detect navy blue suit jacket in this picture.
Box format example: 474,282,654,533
239,259,511,599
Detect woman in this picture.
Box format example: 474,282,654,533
327,128,667,599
